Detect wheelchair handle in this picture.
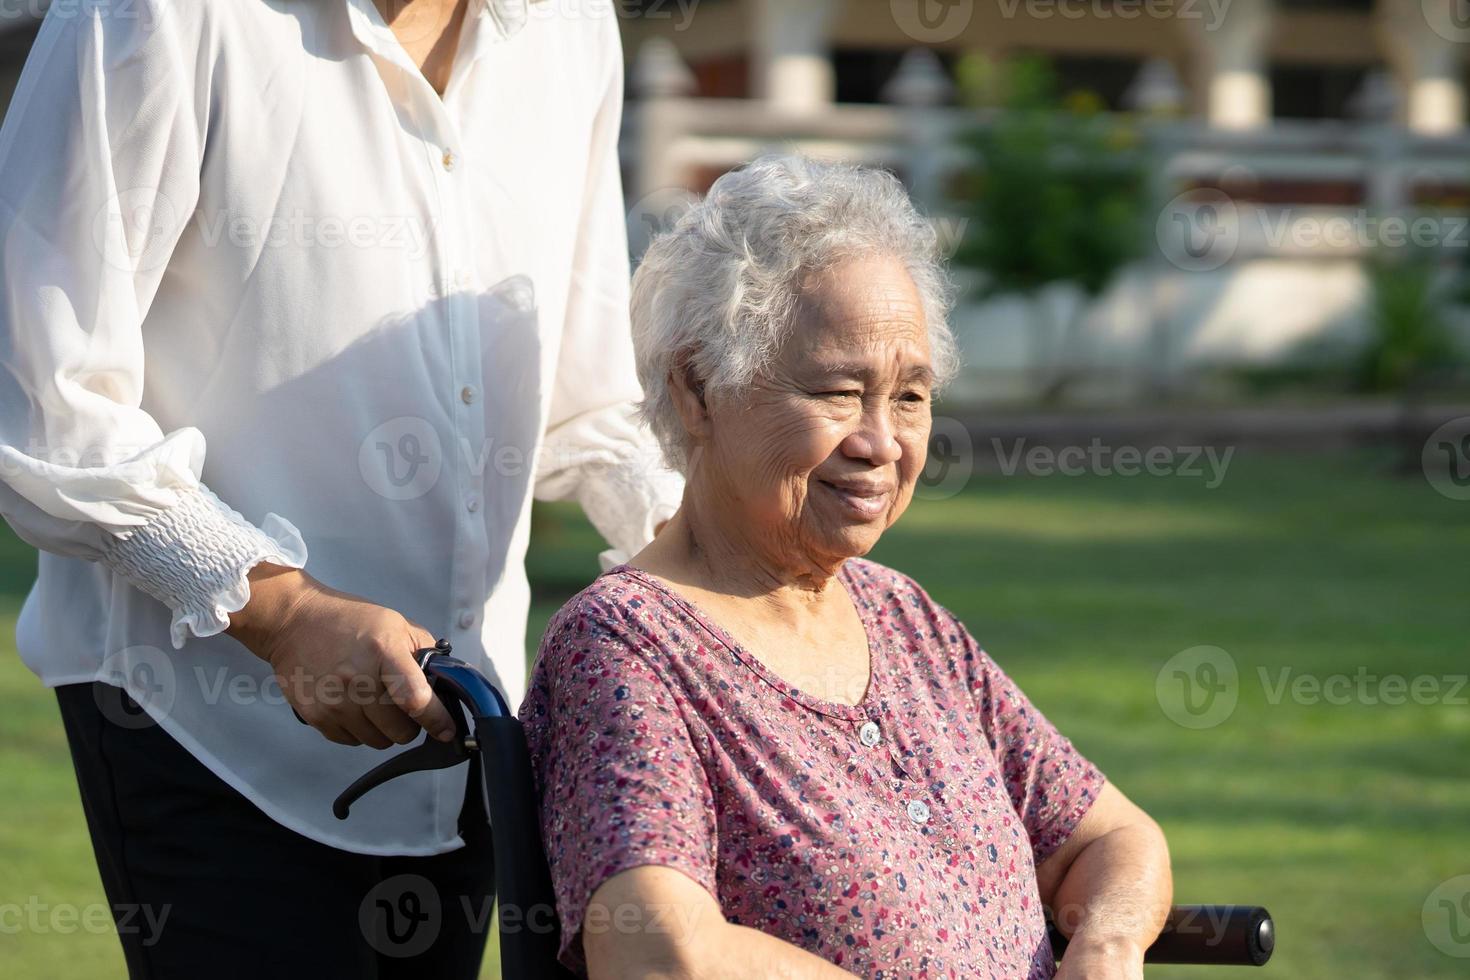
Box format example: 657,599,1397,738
330,642,575,979
1050,903,1275,966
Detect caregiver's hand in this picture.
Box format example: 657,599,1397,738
225,562,458,748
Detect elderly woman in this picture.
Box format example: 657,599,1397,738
519,155,1172,979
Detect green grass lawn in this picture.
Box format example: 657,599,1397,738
2,448,1466,978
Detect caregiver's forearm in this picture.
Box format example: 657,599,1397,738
1048,818,1173,959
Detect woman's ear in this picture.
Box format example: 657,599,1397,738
666,358,712,447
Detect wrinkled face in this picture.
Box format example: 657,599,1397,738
697,253,933,569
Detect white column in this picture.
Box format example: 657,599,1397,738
750,0,838,112
629,39,696,204
881,49,953,211
1179,0,1274,129
1379,0,1467,135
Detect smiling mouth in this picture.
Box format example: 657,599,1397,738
818,480,892,519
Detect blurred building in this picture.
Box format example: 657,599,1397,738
0,3,1464,403
620,0,1470,402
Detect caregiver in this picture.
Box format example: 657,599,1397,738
0,1,679,977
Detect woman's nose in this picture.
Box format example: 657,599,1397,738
842,408,903,466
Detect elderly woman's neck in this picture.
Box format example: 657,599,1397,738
639,498,845,605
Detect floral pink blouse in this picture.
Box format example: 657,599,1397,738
519,558,1105,979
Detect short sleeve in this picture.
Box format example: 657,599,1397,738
928,597,1105,867
519,595,719,973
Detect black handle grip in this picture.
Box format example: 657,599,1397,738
1050,904,1274,966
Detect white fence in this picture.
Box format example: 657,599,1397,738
621,53,1470,403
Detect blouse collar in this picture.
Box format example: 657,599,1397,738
343,0,531,80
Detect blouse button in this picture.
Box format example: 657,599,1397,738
858,720,881,747
460,385,478,405
457,610,475,629
906,799,930,825
442,148,456,171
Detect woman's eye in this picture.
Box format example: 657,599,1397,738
900,390,927,403
820,390,861,399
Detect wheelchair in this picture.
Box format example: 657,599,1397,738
327,642,1276,978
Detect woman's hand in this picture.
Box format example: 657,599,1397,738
1052,935,1146,980
225,562,458,747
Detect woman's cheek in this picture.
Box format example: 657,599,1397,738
777,408,848,471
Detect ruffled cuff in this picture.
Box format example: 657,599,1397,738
585,446,685,573
99,482,308,649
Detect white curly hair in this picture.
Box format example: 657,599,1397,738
630,153,960,474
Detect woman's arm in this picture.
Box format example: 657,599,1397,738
1034,782,1173,979
582,866,859,980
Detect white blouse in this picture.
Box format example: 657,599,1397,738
0,0,683,854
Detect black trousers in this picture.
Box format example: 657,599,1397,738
55,681,497,980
